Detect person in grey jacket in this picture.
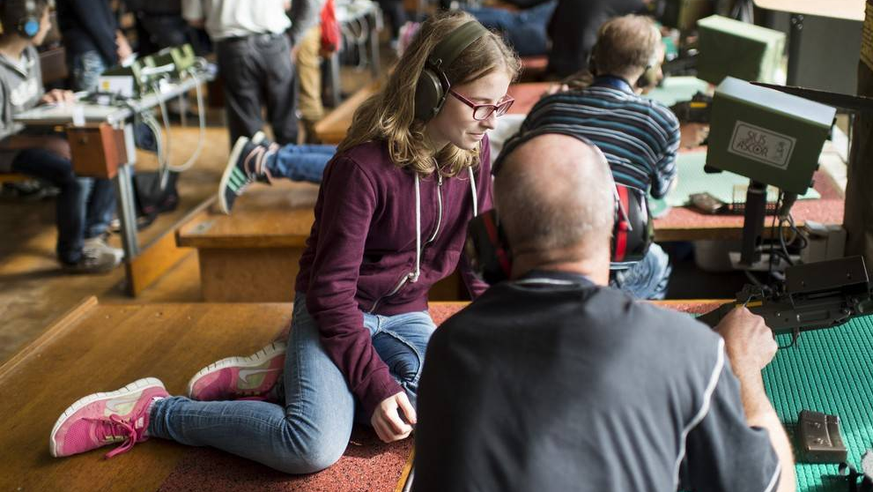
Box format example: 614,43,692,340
0,0,121,273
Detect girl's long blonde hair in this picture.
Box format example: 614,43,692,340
337,11,520,177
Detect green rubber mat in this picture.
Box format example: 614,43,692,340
659,151,821,208
764,314,873,491
645,76,711,107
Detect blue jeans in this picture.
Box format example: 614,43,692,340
465,1,557,56
265,144,335,183
149,295,436,474
609,243,672,300
11,148,116,264
69,50,107,92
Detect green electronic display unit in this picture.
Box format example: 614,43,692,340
706,76,835,195
661,0,714,31
697,15,786,84
146,44,197,79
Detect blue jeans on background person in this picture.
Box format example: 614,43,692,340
149,295,436,473
265,144,335,183
69,50,108,92
11,148,116,265
465,1,557,57
610,243,672,300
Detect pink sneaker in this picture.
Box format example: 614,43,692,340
186,341,286,402
50,377,169,458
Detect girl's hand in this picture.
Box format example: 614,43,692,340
371,391,416,443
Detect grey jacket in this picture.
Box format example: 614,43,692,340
0,45,44,171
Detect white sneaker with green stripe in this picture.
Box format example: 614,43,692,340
218,136,273,214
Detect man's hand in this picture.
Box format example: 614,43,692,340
370,392,416,443
716,306,777,374
116,31,133,62
679,123,709,148
40,89,75,105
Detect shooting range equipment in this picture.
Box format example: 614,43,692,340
697,256,873,347
696,15,785,84
705,76,835,266
798,410,848,463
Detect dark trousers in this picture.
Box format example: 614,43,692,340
12,148,116,265
216,33,298,146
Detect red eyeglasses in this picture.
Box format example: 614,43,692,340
449,89,515,121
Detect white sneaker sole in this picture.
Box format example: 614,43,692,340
218,137,251,215
251,131,267,145
186,341,287,399
49,377,165,458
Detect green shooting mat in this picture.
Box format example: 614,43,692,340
763,314,873,491
656,150,821,209
645,76,711,107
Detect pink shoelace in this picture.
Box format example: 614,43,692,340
242,145,274,184
85,414,147,459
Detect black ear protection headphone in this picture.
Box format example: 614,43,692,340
414,20,489,122
15,0,40,39
465,130,653,285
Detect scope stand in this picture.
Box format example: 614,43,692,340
739,180,767,267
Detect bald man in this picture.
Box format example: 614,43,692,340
413,133,794,492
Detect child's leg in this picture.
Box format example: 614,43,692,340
11,148,85,264
149,297,355,474
264,145,336,183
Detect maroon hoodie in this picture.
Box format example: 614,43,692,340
295,137,492,417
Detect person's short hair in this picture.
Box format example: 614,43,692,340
591,15,661,76
494,133,614,255
0,0,49,38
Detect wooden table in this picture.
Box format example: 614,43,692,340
753,0,863,21
14,74,213,296
653,168,844,241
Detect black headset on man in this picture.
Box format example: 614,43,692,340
411,19,653,285
465,128,653,285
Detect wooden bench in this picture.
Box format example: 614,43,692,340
176,181,468,303
176,181,318,302
0,172,31,184
314,81,380,144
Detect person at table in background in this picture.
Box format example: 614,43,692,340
0,0,121,273
56,0,134,92
464,0,557,58
50,12,520,473
518,14,678,299
546,0,648,78
182,0,316,147
413,131,795,492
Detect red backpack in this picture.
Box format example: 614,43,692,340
320,0,340,53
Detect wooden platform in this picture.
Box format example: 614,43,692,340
176,181,318,302
0,298,467,492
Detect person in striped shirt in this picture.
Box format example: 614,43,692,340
518,14,679,299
